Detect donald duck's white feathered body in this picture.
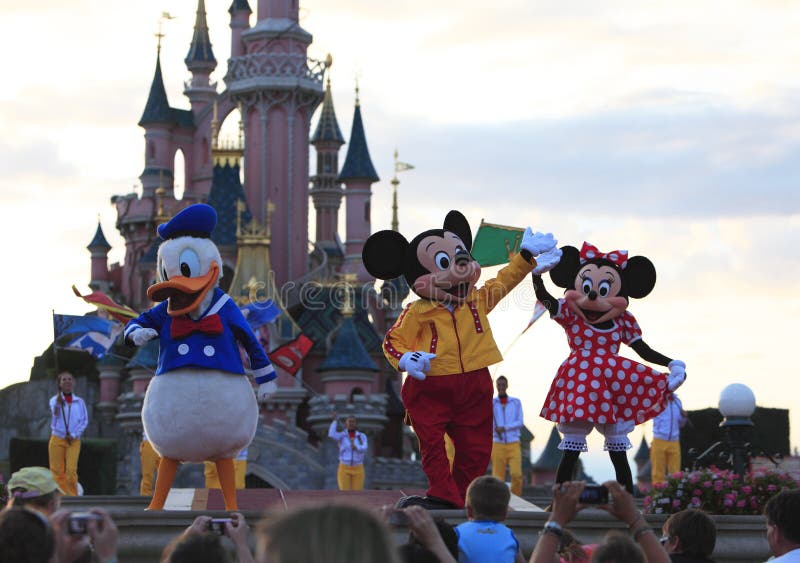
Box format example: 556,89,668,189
125,204,277,510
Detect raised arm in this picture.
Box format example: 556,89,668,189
628,339,672,367
531,274,559,317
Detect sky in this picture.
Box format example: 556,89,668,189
1,0,799,484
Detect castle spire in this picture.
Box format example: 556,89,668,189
311,60,345,145
139,51,172,126
338,96,378,183
185,0,217,71
87,221,112,291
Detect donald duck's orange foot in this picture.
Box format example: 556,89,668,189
146,457,179,511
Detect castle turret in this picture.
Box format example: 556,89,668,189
634,436,652,492
339,86,379,282
224,0,326,285
87,221,112,291
138,50,175,198
229,0,252,58
310,67,346,256
184,0,218,111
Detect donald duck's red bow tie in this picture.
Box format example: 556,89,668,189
170,315,223,339
580,242,629,269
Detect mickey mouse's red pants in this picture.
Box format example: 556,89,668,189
402,368,493,508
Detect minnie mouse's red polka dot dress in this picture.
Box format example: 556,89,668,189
540,299,669,426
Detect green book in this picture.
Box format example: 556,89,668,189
471,221,525,266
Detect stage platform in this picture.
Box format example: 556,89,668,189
61,490,771,563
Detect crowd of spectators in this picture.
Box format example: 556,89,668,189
2,466,797,563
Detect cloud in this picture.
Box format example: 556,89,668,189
361,101,800,220
0,141,78,184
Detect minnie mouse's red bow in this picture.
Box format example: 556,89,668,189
580,242,629,268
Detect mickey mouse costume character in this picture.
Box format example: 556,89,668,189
124,203,277,510
363,210,561,509
532,242,686,493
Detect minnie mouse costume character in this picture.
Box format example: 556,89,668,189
532,242,686,493
363,210,561,509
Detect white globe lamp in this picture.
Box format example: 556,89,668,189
718,383,756,421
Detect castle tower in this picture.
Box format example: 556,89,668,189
184,0,218,112
634,436,652,492
87,222,112,292
310,68,346,256
224,0,326,286
228,0,252,58
339,86,379,282
530,425,562,486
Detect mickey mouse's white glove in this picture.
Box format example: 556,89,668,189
667,360,686,391
399,351,436,381
257,380,278,402
532,246,563,275
129,328,158,346
520,229,558,257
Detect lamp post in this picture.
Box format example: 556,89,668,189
718,383,756,480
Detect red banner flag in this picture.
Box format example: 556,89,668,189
72,285,138,323
269,334,314,376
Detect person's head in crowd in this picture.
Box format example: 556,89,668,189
0,507,55,563
161,532,232,563
398,516,458,563
764,489,800,557
557,528,594,562
465,476,510,522
5,467,63,515
256,504,400,563
345,416,358,431
591,532,645,563
661,509,716,558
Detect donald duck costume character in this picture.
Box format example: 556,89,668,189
125,203,277,510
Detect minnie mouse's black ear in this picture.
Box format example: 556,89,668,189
549,246,580,288
443,210,472,252
362,230,409,280
624,256,657,298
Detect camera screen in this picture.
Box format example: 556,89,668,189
208,518,231,534
579,485,609,504
68,513,99,535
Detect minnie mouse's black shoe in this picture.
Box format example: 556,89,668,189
395,495,460,510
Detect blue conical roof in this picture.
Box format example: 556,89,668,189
634,436,650,462
139,53,172,126
531,426,563,471
338,104,379,182
311,80,345,144
207,161,252,247
185,0,217,69
87,222,111,252
318,316,379,372
228,0,252,14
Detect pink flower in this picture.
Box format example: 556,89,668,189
768,484,777,492
691,497,701,507
673,499,682,508
689,474,700,484
737,500,746,508
723,498,734,507
693,489,703,496
703,481,712,488
742,486,752,495
714,480,723,492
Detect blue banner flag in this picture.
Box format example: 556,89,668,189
53,313,121,359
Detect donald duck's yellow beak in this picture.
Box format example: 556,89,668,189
147,261,220,317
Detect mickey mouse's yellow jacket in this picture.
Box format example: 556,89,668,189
383,253,535,376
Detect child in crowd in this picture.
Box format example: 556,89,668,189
455,476,525,563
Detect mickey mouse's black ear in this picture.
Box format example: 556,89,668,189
362,230,409,280
549,246,581,288
624,256,657,298
443,210,472,252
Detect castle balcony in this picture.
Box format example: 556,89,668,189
224,52,326,96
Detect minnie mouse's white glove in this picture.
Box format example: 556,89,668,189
520,229,558,257
129,328,158,346
257,380,278,402
532,246,563,275
667,360,686,391
399,351,436,381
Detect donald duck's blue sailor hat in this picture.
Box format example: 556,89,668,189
157,203,217,240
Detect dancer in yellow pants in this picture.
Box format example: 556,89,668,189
205,447,248,490
48,372,88,496
139,436,162,496
329,413,368,490
491,376,525,496
651,393,687,484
